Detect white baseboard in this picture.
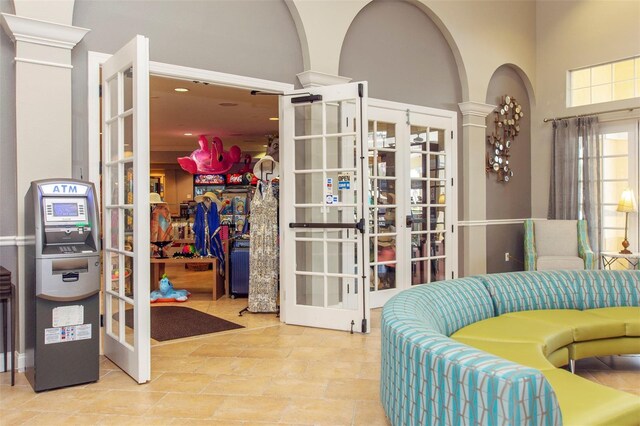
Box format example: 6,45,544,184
0,351,25,372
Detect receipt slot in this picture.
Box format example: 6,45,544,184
25,179,100,391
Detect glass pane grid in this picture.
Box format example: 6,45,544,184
569,55,640,106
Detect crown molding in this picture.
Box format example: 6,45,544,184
297,70,351,88
458,101,496,118
1,13,89,50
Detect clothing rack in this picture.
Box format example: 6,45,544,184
542,106,638,123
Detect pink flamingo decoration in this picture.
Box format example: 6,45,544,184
177,136,241,175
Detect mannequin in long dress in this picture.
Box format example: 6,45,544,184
248,156,279,313
193,192,225,272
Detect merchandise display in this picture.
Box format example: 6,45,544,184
192,194,225,271
150,274,190,303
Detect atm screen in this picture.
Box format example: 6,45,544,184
52,203,79,217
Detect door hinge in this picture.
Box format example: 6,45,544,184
451,225,454,233
100,314,104,327
99,84,102,98
451,271,454,279
451,177,454,186
99,161,102,174
451,130,453,139
358,83,364,98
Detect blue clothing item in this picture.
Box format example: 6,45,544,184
193,202,225,272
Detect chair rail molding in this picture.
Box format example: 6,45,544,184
297,70,352,88
458,218,547,227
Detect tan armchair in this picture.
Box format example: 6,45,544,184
524,219,596,271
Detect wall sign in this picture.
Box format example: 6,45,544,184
486,95,523,182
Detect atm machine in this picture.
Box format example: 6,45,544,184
25,178,100,391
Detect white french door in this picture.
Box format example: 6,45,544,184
102,35,151,383
281,82,370,333
367,100,457,308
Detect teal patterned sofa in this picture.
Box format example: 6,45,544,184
381,270,640,425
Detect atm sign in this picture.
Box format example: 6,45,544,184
40,183,90,196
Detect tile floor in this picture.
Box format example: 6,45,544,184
1,267,639,424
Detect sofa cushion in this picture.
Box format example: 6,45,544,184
504,309,626,341
534,220,578,257
569,337,640,360
542,369,640,426
586,307,640,336
478,270,640,314
536,256,584,271
451,337,561,371
450,315,574,356
382,277,494,336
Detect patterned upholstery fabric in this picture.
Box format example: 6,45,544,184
380,277,562,425
479,270,640,315
523,220,596,271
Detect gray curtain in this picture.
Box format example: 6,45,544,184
548,117,601,254
579,117,601,255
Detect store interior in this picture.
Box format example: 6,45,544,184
147,75,279,321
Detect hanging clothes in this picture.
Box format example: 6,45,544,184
193,201,225,272
248,180,279,313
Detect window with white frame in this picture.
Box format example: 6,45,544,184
569,56,640,107
579,120,639,259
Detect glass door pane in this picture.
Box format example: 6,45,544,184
368,120,398,294
410,125,446,284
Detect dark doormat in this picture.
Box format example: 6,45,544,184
122,306,244,342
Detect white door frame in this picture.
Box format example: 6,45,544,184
88,52,294,203
368,98,458,305
87,52,294,360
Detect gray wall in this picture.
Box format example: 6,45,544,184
339,0,462,111
0,0,16,362
71,0,304,179
485,65,531,273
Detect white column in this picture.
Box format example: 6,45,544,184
458,101,495,276
1,11,88,356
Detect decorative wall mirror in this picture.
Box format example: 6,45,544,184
486,95,523,182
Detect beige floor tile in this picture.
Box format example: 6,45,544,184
195,357,259,376
288,346,345,360
151,355,207,373
240,346,293,359
263,377,329,398
14,387,107,412
145,372,213,393
0,384,37,410
211,395,290,422
358,361,382,380
354,400,391,426
225,333,279,347
246,358,308,378
303,360,363,380
0,409,40,425
76,389,165,415
280,398,355,425
271,334,323,348
151,342,204,357
85,370,153,391
188,343,246,358
201,374,272,396
325,378,380,401
152,393,225,419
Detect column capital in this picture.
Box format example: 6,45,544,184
297,70,352,88
1,13,89,50
458,101,496,118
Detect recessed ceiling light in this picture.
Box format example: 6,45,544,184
219,102,238,107
174,88,189,92
269,117,279,121
183,133,193,136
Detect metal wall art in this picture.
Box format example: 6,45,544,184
486,95,523,182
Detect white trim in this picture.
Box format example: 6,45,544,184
87,51,296,197
297,70,352,88
0,13,89,50
458,218,547,227
0,351,25,372
14,57,73,69
458,101,496,118
0,235,35,246
369,97,458,121
462,122,488,129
